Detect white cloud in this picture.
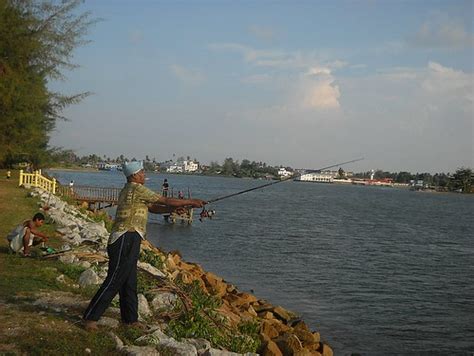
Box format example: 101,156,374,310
407,18,474,49
170,64,205,84
423,61,473,98
303,78,341,110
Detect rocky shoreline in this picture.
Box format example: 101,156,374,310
31,188,334,356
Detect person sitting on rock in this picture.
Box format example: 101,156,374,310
6,213,50,256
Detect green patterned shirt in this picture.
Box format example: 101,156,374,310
108,182,161,244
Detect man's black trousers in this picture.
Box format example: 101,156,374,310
83,231,141,323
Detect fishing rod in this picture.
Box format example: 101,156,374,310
205,157,364,205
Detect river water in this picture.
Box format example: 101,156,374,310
48,170,474,355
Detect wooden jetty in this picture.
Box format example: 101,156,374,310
57,185,121,211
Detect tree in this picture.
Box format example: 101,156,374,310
222,157,238,176
449,167,473,193
0,0,95,168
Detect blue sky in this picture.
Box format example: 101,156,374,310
51,0,473,172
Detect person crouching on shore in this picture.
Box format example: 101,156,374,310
7,213,50,256
82,161,206,330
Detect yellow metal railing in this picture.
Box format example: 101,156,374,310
19,169,57,194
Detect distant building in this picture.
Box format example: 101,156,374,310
183,160,199,172
162,159,199,173
97,162,120,171
296,172,333,183
278,167,292,178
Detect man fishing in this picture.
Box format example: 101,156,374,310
83,161,206,330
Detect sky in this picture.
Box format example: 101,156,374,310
50,0,474,173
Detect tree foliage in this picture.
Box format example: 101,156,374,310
449,167,473,193
0,0,94,168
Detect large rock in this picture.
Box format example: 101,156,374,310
202,272,228,297
275,333,303,355
261,340,283,356
110,332,159,356
136,329,197,356
150,292,178,311
320,343,333,356
59,254,77,264
183,338,211,354
138,294,152,317
260,320,279,339
293,322,319,346
138,261,166,278
272,306,292,323
226,292,258,309
78,268,101,287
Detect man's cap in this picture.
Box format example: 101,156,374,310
122,161,144,177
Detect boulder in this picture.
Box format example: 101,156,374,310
265,319,291,334
320,343,333,356
258,311,275,320
78,268,101,287
202,272,228,297
150,292,178,311
261,340,283,356
272,306,292,323
253,302,273,313
78,261,91,269
274,333,303,355
110,332,159,356
59,254,77,264
137,261,166,278
136,329,197,356
138,294,152,317
260,320,279,339
183,338,211,354
293,322,319,346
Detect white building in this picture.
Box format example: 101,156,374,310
163,159,199,173
296,172,333,183
166,163,183,173
278,167,293,178
183,160,199,172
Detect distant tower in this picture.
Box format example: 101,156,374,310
370,169,375,180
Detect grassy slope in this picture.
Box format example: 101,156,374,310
0,170,120,354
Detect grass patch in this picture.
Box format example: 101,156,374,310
166,281,261,353
57,263,87,280
139,248,164,270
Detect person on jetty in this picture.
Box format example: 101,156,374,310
7,213,50,256
161,178,169,197
83,161,206,331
